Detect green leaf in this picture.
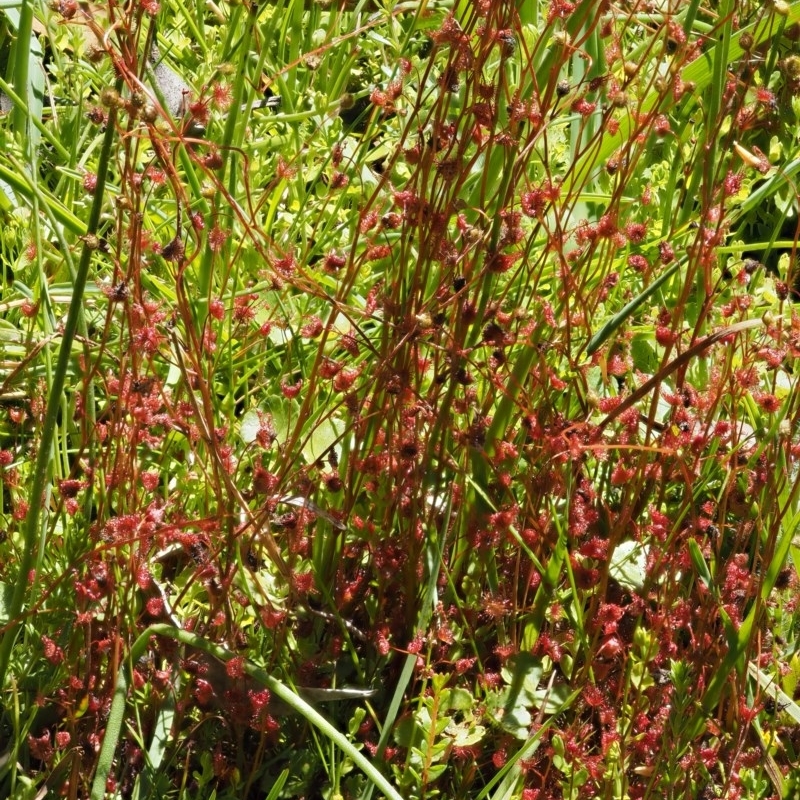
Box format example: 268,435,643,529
393,715,424,748
443,687,475,711
426,763,447,781
0,319,24,343
267,397,295,445
302,414,340,464
239,409,262,444
687,538,713,591
783,654,800,701
3,0,45,148
631,333,659,374
609,540,648,591
486,689,531,740
348,707,367,738
444,720,486,747
491,654,571,738
263,770,290,800
500,652,544,696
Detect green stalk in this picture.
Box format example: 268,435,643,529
221,4,257,191
91,625,403,800
0,98,120,689
10,0,34,149
680,0,702,37
694,0,732,209
190,3,255,327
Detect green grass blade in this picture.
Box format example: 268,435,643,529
92,625,403,800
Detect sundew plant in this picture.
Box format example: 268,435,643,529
1,0,800,798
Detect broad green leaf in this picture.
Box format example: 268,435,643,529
393,715,423,748
500,652,543,698
486,689,531,740
302,414,340,464
444,687,475,712
631,333,659,374
239,408,262,444
610,540,648,592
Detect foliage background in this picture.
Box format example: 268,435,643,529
1,0,800,798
